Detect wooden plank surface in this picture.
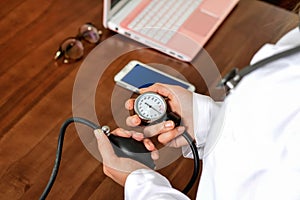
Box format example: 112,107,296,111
0,0,298,199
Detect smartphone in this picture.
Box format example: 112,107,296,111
114,60,196,93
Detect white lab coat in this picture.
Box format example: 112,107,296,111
124,28,300,200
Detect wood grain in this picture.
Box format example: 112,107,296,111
0,0,298,199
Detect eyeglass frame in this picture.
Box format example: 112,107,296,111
54,23,102,64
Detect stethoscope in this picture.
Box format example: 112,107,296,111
132,42,300,194
218,43,300,93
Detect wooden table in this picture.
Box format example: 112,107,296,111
0,0,298,199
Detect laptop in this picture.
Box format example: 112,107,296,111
103,0,239,62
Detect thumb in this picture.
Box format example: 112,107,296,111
94,129,117,163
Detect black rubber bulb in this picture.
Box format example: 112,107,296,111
107,134,155,169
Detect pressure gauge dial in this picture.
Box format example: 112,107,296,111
134,92,167,123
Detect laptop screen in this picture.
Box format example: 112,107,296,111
111,0,121,9
103,0,130,27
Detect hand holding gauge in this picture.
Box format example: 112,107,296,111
131,90,200,194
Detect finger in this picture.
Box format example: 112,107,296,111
143,138,156,151
94,130,149,177
158,126,185,145
139,83,173,98
111,128,131,138
128,130,144,141
125,98,135,110
126,115,141,127
143,139,160,160
166,135,189,148
94,129,117,164
143,120,175,137
151,150,159,160
111,128,144,141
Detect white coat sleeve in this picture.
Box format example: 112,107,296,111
182,93,222,159
125,169,190,200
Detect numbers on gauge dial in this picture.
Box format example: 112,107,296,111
135,92,167,121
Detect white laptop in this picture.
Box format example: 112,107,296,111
103,0,239,62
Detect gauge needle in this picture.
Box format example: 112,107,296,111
145,102,162,114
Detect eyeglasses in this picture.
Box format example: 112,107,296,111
54,23,102,64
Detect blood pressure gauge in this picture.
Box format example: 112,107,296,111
134,92,168,124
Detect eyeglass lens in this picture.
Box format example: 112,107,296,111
55,23,101,63
61,38,84,60
79,24,101,44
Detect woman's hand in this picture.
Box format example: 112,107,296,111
126,83,194,148
94,128,158,186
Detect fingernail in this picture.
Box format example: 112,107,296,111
133,116,140,124
164,121,174,128
145,140,154,148
151,150,159,160
125,101,130,108
94,129,103,140
134,132,144,139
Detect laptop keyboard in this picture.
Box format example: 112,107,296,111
128,0,202,44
